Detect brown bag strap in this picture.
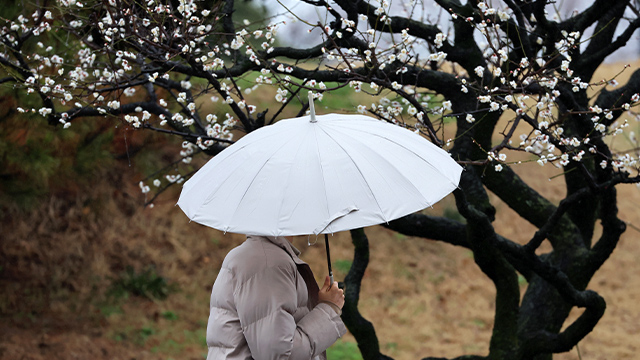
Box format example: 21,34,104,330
296,263,329,360
296,263,319,309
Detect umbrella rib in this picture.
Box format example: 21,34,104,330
225,162,270,233
355,131,453,209
313,126,334,229
320,120,462,222
187,129,290,228
223,141,293,234
274,128,308,236
316,126,388,223
337,122,461,188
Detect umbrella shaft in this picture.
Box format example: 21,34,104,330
325,234,334,285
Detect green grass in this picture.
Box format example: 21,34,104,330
383,341,399,356
472,318,487,327
113,325,155,345
393,233,408,241
151,339,182,353
107,266,176,300
98,303,123,317
518,274,528,286
327,339,363,360
334,259,353,275
162,310,179,321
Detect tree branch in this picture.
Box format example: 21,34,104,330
563,0,617,35
385,214,469,248
587,185,626,273
454,189,520,359
575,1,628,78
524,186,591,253
594,67,640,123
0,76,17,84
482,164,583,251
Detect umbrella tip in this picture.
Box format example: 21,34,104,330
308,91,317,123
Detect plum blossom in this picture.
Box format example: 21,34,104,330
434,33,446,48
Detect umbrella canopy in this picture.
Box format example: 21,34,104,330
178,110,462,237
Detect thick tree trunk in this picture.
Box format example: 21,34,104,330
518,275,573,360
342,229,393,360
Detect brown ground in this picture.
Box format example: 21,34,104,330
2,62,640,360
2,164,639,360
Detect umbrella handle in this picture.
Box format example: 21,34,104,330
325,233,334,286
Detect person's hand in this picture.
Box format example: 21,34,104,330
318,275,345,310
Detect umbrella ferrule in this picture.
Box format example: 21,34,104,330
308,91,317,123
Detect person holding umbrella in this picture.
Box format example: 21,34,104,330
205,234,346,359
179,93,462,359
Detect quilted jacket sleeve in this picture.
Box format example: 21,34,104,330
234,263,346,360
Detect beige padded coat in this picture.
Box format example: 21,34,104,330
206,235,347,360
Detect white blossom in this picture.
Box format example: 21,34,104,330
434,33,446,48
478,95,491,103
466,114,475,123
139,181,150,194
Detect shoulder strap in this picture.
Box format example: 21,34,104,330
296,263,319,310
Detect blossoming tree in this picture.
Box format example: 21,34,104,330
2,0,640,359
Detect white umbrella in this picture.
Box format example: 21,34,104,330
178,93,463,282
